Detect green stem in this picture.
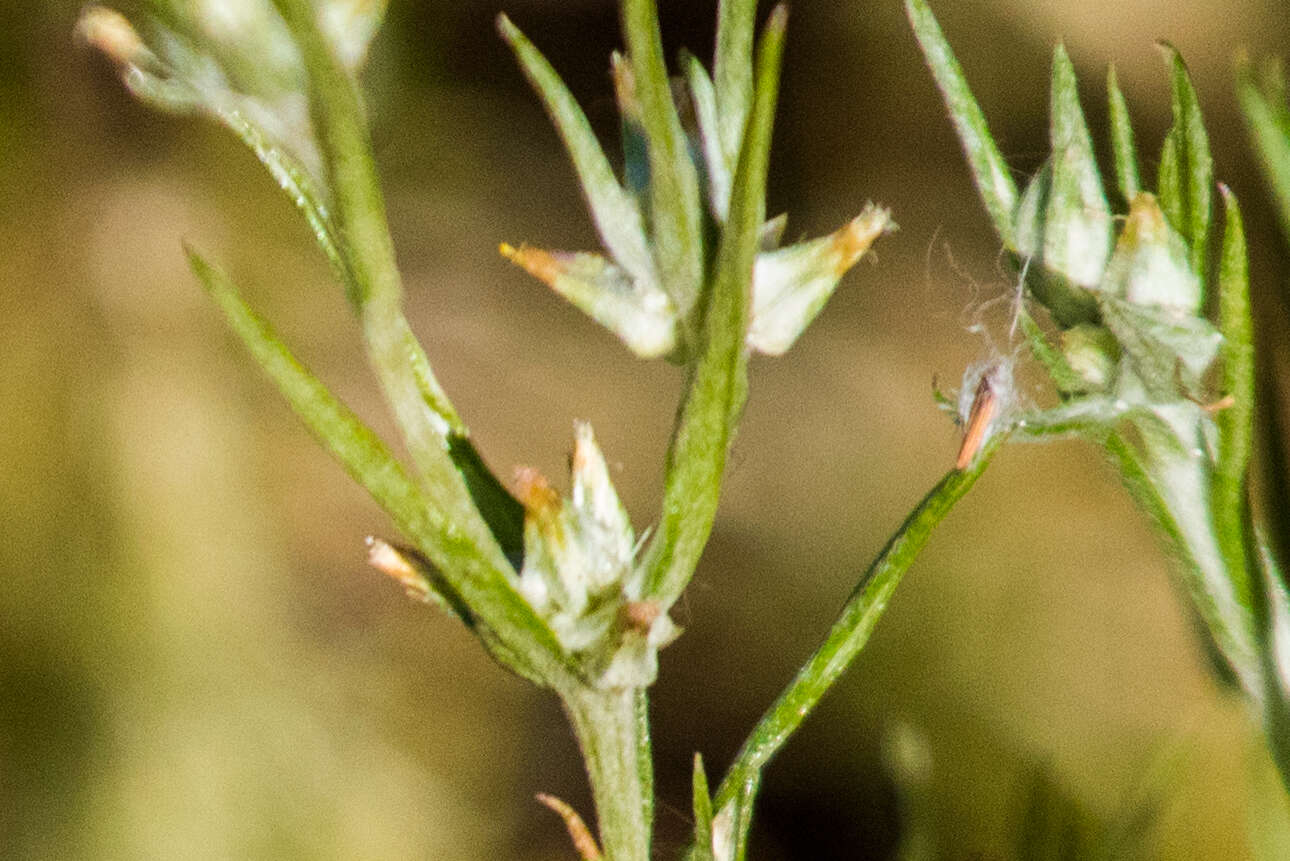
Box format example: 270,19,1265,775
273,0,563,679
641,7,787,611
621,0,705,319
272,0,467,458
712,435,1003,857
559,685,654,861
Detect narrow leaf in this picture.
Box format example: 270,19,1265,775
1237,57,1290,245
273,0,476,530
1214,186,1255,593
622,0,706,316
906,0,1018,247
186,247,570,682
714,0,756,179
1159,43,1213,283
641,6,787,609
216,106,351,287
1157,131,1184,236
690,753,717,861
684,52,733,220
498,15,657,287
1043,44,1113,288
714,434,1006,858
1107,64,1141,205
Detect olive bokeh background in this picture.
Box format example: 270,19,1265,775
6,1,1290,857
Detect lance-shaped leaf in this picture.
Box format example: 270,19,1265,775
1238,57,1290,242
276,0,481,484
1107,64,1142,205
498,16,657,288
500,244,678,359
1157,43,1212,283
713,434,1007,860
906,0,1018,247
1014,45,1112,317
1213,186,1255,594
622,0,706,317
714,0,755,182
684,52,733,220
1044,44,1113,287
185,247,571,684
640,6,787,610
688,753,717,861
746,206,892,355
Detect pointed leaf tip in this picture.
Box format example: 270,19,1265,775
748,206,892,355
495,11,516,39
691,751,716,861
78,6,146,66
1043,40,1113,288
1107,63,1142,204
499,15,656,285
905,0,1018,246
502,243,678,358
1156,41,1212,283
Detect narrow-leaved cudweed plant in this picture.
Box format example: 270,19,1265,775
79,0,1290,856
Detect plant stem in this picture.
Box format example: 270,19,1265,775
272,0,468,461
560,685,654,861
273,0,568,681
641,7,787,611
711,435,1003,857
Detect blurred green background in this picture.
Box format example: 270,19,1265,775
7,0,1290,857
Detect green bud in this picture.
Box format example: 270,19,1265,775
1060,323,1120,393
515,424,677,688
747,206,892,355
1101,192,1201,312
